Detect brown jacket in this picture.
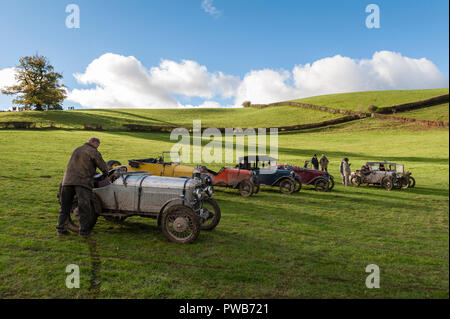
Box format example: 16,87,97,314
62,143,108,189
319,156,329,168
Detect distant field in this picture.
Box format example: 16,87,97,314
1,89,449,130
293,89,449,112
400,103,449,121
0,118,448,298
0,106,340,130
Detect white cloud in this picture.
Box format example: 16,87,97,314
65,51,448,108
235,51,449,104
0,67,18,89
201,0,221,18
68,53,239,108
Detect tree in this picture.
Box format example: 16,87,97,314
1,55,67,111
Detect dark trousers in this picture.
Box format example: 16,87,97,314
58,185,93,235
321,167,328,172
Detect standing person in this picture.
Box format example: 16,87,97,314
339,158,351,186
319,154,329,172
57,137,109,237
311,154,319,170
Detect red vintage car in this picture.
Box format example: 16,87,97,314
197,165,257,197
277,163,335,191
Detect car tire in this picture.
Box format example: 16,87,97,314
314,178,329,192
279,178,296,194
161,205,200,244
351,176,361,187
381,177,393,191
239,180,254,197
199,198,221,231
107,160,122,170
408,176,416,188
328,177,335,191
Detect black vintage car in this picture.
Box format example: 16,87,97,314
236,155,301,194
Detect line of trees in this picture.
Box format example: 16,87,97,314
1,55,66,111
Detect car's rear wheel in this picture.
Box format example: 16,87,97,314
314,178,329,192
381,177,393,191
408,176,416,188
161,205,200,244
199,198,221,231
279,178,296,194
67,195,102,233
239,180,254,197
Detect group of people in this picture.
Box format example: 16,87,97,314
309,154,352,187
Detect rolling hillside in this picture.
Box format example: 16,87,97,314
0,89,448,130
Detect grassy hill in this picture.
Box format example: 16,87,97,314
400,103,449,121
292,89,449,112
0,106,340,130
0,89,448,130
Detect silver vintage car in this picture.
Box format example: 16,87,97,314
350,161,415,191
66,168,221,244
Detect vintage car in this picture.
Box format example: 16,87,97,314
278,163,335,192
236,156,301,194
197,165,258,197
107,151,195,178
350,161,415,191
63,167,221,244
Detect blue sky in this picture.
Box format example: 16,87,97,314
0,0,448,109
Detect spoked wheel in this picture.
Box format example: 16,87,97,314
328,178,335,191
239,180,254,197
161,205,200,244
351,176,361,187
199,198,221,231
408,176,416,188
67,195,101,233
314,178,329,192
279,178,296,194
381,177,393,191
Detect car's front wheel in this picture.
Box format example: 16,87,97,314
314,178,329,192
351,175,361,187
239,180,254,197
161,205,200,244
199,198,221,231
279,178,296,194
328,177,335,191
408,176,416,188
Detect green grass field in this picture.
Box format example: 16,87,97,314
0,106,340,131
0,117,448,298
293,89,449,112
400,103,449,121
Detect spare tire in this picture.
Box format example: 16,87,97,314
107,160,122,170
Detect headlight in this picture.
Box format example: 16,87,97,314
205,185,213,196
194,188,203,201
